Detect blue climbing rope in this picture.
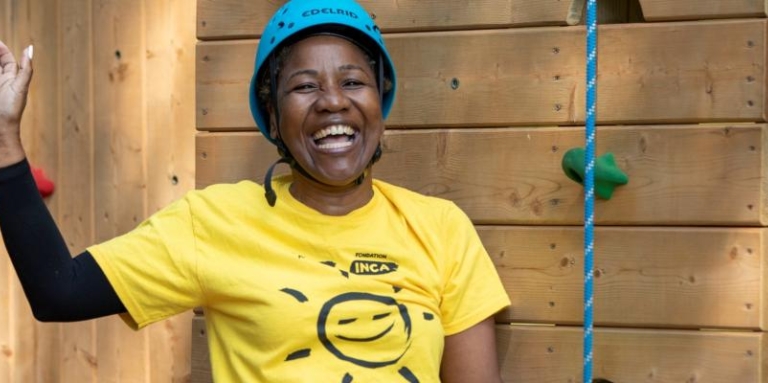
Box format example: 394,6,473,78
583,1,597,382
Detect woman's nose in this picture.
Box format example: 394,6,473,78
315,85,351,112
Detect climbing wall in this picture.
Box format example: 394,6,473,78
194,0,768,382
0,0,196,381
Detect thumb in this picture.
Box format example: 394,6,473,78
14,45,33,93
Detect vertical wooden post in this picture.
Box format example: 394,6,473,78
59,0,98,381
92,0,149,380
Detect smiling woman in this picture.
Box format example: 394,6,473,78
0,0,509,382
266,35,385,204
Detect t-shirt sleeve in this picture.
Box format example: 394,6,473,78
439,204,510,336
87,196,203,330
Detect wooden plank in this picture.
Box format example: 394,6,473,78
189,299,768,382
496,326,766,382
196,0,571,40
0,0,8,33
146,0,196,213
195,131,276,189
567,0,633,25
191,312,212,383
177,225,768,330
639,0,768,21
145,0,196,380
764,129,768,224
0,243,10,382
8,279,31,383
10,0,61,381
196,19,767,131
58,0,98,381
92,0,149,381
629,0,645,22
196,125,767,226
484,226,767,329
196,0,768,39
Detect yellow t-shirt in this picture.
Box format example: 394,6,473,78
89,176,510,382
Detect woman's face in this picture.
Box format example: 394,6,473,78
271,35,384,187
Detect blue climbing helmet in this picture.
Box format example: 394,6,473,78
248,0,397,144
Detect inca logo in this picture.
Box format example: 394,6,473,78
350,261,398,275
302,8,359,19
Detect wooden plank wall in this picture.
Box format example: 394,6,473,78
193,0,768,382
0,0,196,381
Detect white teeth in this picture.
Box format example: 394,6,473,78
312,125,355,140
317,140,354,150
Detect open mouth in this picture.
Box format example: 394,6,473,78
312,124,358,150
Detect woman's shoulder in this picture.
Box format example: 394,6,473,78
182,180,266,209
372,178,461,215
193,180,262,195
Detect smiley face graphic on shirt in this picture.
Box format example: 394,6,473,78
279,257,424,382
317,292,412,367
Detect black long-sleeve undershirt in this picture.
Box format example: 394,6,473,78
0,159,125,321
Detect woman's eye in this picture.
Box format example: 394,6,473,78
292,83,317,92
343,79,364,88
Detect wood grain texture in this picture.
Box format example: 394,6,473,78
0,246,9,381
196,125,767,226
484,226,767,329
196,0,768,39
190,317,767,382
191,314,213,383
1,0,198,381
196,20,767,131
639,0,767,21
145,0,196,380
10,0,62,381
92,0,149,381
59,0,98,381
496,325,766,382
196,0,571,40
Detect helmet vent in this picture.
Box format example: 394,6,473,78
270,36,276,44
288,22,295,29
278,21,285,28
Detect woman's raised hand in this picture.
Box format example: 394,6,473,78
0,41,33,166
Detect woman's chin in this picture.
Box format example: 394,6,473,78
304,168,368,188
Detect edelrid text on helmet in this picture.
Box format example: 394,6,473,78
248,0,397,145
302,8,359,19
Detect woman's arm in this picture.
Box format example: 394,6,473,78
0,41,125,321
440,316,504,383
0,159,125,321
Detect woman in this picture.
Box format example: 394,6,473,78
0,0,510,381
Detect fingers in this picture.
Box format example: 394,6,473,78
16,46,34,89
0,41,17,70
0,43,33,76
1,45,33,94
16,45,35,83
0,40,12,61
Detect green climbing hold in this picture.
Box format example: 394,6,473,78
561,147,628,200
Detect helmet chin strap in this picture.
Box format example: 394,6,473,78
262,52,385,207
262,141,381,207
